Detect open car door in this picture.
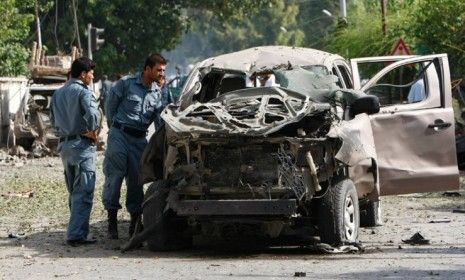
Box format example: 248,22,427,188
350,54,459,195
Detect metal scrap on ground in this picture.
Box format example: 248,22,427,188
402,232,430,245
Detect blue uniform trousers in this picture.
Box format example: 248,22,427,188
59,139,96,241
102,127,147,214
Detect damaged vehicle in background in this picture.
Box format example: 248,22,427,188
0,43,81,157
136,46,459,250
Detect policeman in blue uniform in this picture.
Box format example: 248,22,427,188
50,57,101,246
103,53,167,239
99,74,113,113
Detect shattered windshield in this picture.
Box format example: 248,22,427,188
274,67,340,102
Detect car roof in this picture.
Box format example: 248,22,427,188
196,45,345,73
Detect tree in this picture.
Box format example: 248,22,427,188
34,0,275,76
324,0,465,78
164,1,304,71
0,0,34,76
324,0,413,58
407,0,465,76
205,1,304,53
297,0,336,49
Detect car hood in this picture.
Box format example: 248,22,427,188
163,86,331,136
162,68,363,137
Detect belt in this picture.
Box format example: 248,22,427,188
59,134,93,143
112,122,147,138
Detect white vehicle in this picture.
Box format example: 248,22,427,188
135,46,458,251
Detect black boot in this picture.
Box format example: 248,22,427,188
129,213,143,237
107,209,118,239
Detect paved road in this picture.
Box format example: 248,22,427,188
1,193,465,279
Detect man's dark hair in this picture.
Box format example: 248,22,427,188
144,53,167,70
70,57,96,78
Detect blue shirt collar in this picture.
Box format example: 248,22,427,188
135,72,160,91
67,78,88,88
135,72,144,85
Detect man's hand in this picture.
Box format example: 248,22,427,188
81,130,98,143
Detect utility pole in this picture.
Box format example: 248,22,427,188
34,0,42,47
71,0,81,50
339,0,347,18
381,0,387,37
87,23,93,60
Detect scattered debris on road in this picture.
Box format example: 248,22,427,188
428,219,451,223
442,191,461,197
310,242,363,254
7,233,25,239
402,232,430,245
1,191,34,198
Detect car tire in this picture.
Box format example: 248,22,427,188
360,200,382,227
143,180,171,251
143,180,192,251
318,178,359,245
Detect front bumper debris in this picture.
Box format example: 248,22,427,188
175,199,297,216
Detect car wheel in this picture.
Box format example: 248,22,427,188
360,200,382,227
143,180,171,251
318,178,359,245
143,180,192,251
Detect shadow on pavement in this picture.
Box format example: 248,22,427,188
336,267,465,280
2,220,465,261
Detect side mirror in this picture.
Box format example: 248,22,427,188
350,95,380,118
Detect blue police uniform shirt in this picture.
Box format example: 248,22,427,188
100,79,113,101
105,72,162,131
50,78,100,137
407,79,425,103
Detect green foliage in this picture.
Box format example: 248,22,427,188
297,0,336,49
166,1,304,69
81,0,187,75
0,43,30,76
407,0,465,75
325,9,386,58
4,0,465,78
325,0,465,77
0,0,34,76
325,0,413,58
35,0,275,76
203,1,304,53
185,0,273,22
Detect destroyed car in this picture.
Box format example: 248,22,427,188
138,46,459,250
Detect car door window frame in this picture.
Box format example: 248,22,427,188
352,55,448,113
333,60,353,89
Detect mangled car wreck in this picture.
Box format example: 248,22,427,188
134,46,459,251
0,43,82,157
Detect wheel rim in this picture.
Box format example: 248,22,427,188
344,195,356,241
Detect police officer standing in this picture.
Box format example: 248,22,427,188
103,53,166,239
99,74,113,113
50,57,101,246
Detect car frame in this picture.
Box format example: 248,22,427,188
136,46,459,251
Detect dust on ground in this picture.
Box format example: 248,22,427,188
1,153,465,279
